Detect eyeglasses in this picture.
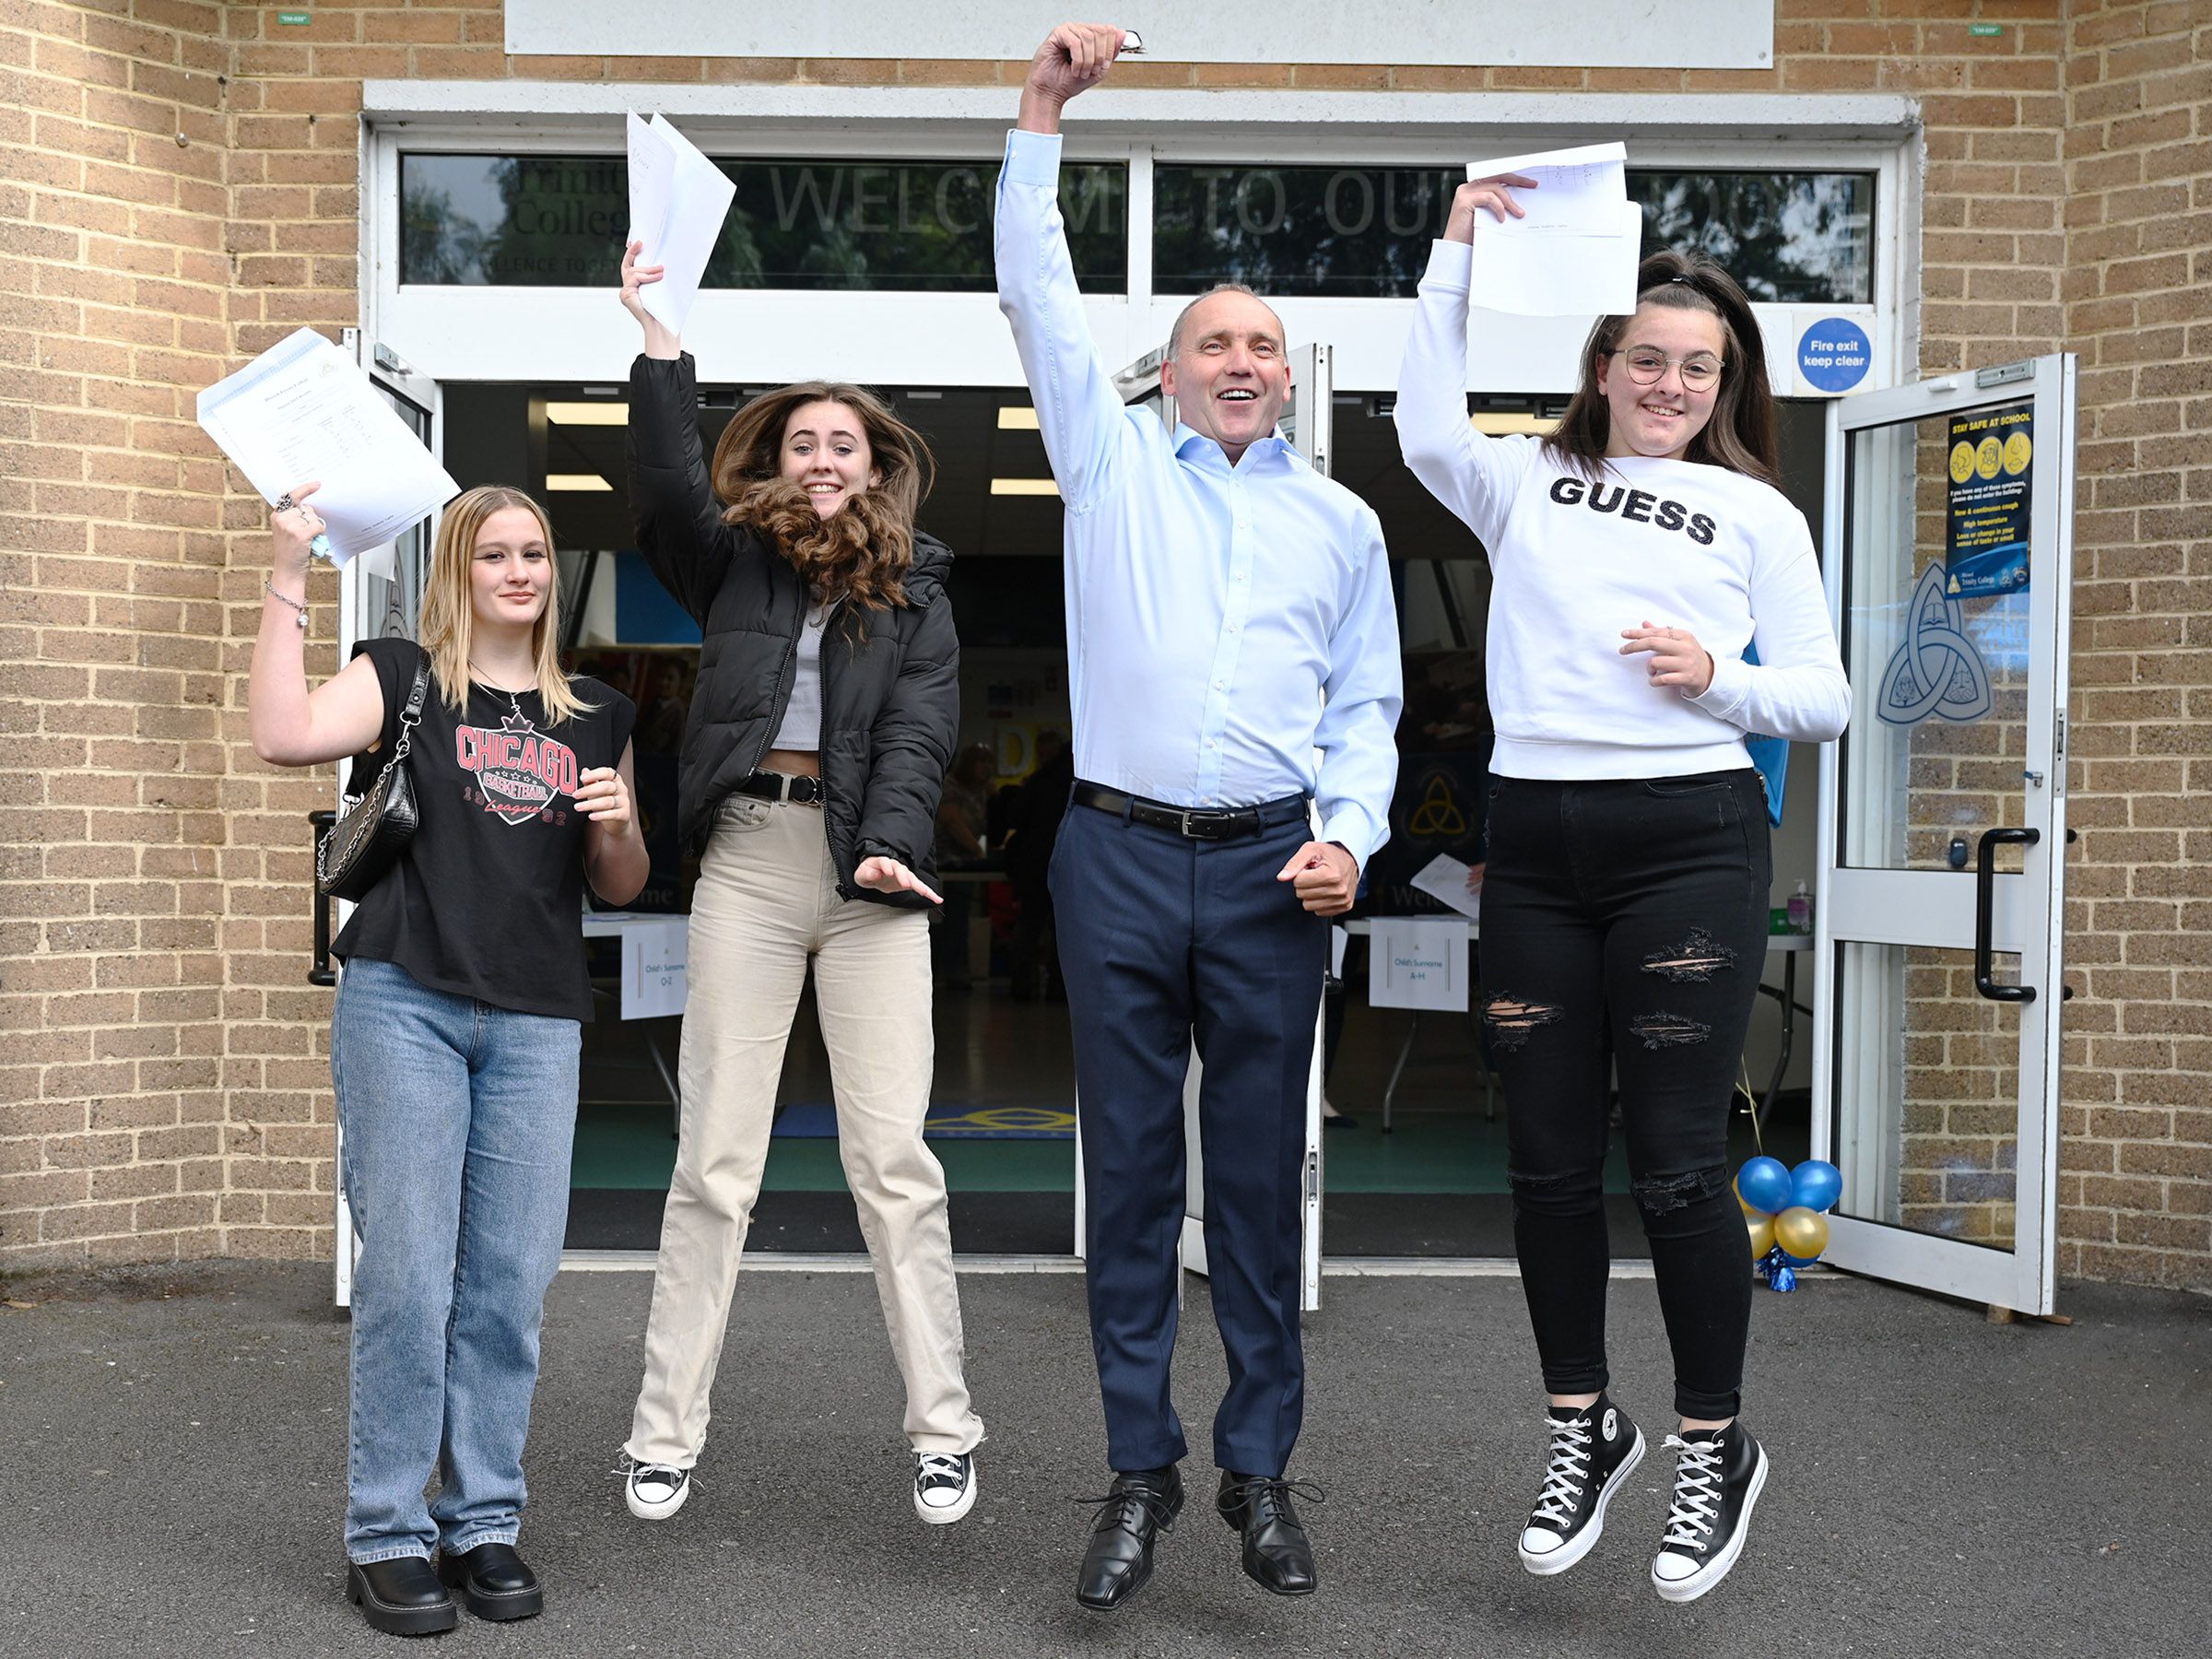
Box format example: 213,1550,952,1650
1609,347,1725,392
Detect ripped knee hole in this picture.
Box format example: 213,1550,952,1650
1641,926,1737,983
1483,994,1564,1050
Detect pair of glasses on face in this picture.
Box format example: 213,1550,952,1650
1610,347,1725,392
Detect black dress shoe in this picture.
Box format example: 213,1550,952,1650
347,1556,457,1637
435,1541,544,1622
1217,1471,1322,1597
1075,1465,1183,1612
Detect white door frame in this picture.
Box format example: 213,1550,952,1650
358,81,1919,399
1812,353,2076,1316
353,79,1924,1271
331,335,443,1311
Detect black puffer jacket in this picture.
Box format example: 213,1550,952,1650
628,352,958,909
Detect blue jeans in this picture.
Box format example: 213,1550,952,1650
331,957,580,1563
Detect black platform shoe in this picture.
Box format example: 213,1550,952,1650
436,1541,544,1622
347,1556,457,1637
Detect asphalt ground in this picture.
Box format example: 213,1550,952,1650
0,1260,2204,1658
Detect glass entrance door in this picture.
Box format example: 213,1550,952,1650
1813,354,2076,1315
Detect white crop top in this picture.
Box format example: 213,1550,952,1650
770,602,832,752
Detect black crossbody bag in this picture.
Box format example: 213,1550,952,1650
315,649,431,902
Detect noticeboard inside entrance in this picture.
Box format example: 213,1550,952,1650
1945,401,2033,598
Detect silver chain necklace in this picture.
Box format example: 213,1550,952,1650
467,660,528,721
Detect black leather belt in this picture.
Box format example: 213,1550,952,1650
1071,781,1280,841
733,770,827,806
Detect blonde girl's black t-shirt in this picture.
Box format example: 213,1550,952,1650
331,637,637,1022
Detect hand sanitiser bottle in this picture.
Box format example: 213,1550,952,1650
1787,879,1814,935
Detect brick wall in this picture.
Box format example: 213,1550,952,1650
2,0,243,1265
2054,0,2212,1287
1,0,2206,1288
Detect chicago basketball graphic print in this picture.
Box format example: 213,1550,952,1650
454,709,580,826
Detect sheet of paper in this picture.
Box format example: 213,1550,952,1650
1369,917,1470,1012
626,111,673,266
1463,141,1642,316
621,916,689,1020
196,329,458,565
627,112,736,336
1410,853,1483,924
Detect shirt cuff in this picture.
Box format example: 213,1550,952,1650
1004,128,1063,190
1688,651,1750,721
1421,239,1475,290
1318,812,1377,870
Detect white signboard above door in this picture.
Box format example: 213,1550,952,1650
506,1,1776,70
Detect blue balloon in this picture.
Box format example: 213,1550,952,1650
1735,1156,1793,1215
1789,1159,1843,1214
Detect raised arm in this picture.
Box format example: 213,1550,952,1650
994,22,1134,512
1394,176,1543,548
1313,510,1406,868
249,483,388,768
622,241,737,622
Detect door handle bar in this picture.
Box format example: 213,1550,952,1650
1973,827,2040,1003
309,810,337,988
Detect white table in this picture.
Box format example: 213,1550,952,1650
581,910,687,1127
1342,917,1812,1132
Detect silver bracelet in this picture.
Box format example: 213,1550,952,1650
265,577,310,629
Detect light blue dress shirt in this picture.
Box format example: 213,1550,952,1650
994,129,1403,866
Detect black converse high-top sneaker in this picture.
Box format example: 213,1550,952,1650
1517,1394,1646,1576
1651,1420,1769,1603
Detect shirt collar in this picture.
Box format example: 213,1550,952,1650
1171,421,1296,473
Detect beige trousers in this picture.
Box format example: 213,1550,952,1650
625,796,983,1464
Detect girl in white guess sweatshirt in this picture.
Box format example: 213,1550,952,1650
1395,172,1848,1610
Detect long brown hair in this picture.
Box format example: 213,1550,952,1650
418,484,594,724
710,382,935,613
1543,250,1779,488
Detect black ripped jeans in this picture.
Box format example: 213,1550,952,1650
1480,770,1771,1421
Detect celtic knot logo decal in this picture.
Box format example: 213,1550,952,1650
1876,561,1993,727
1406,771,1468,839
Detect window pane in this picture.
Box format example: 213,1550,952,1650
1626,171,1874,304
1153,164,1461,298
401,154,1127,293
1153,164,1874,304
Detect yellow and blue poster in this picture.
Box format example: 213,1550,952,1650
1945,401,2033,598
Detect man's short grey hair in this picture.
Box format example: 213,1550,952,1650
1166,282,1285,359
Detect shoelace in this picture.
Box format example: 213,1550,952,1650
1530,1418,1595,1528
614,1456,695,1496
1070,1483,1179,1535
1218,1476,1326,1520
1659,1433,1724,1555
915,1453,968,1492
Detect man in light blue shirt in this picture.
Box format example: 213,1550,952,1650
996,20,1401,1614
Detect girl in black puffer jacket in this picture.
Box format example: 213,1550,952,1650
615,241,985,1531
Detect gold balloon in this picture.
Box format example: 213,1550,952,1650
1746,1213,1775,1258
1773,1206,1830,1260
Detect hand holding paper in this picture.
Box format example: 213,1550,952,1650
197,328,458,567
625,112,736,338
1460,141,1644,318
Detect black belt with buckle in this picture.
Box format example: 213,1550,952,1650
1070,781,1272,841
733,770,827,806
